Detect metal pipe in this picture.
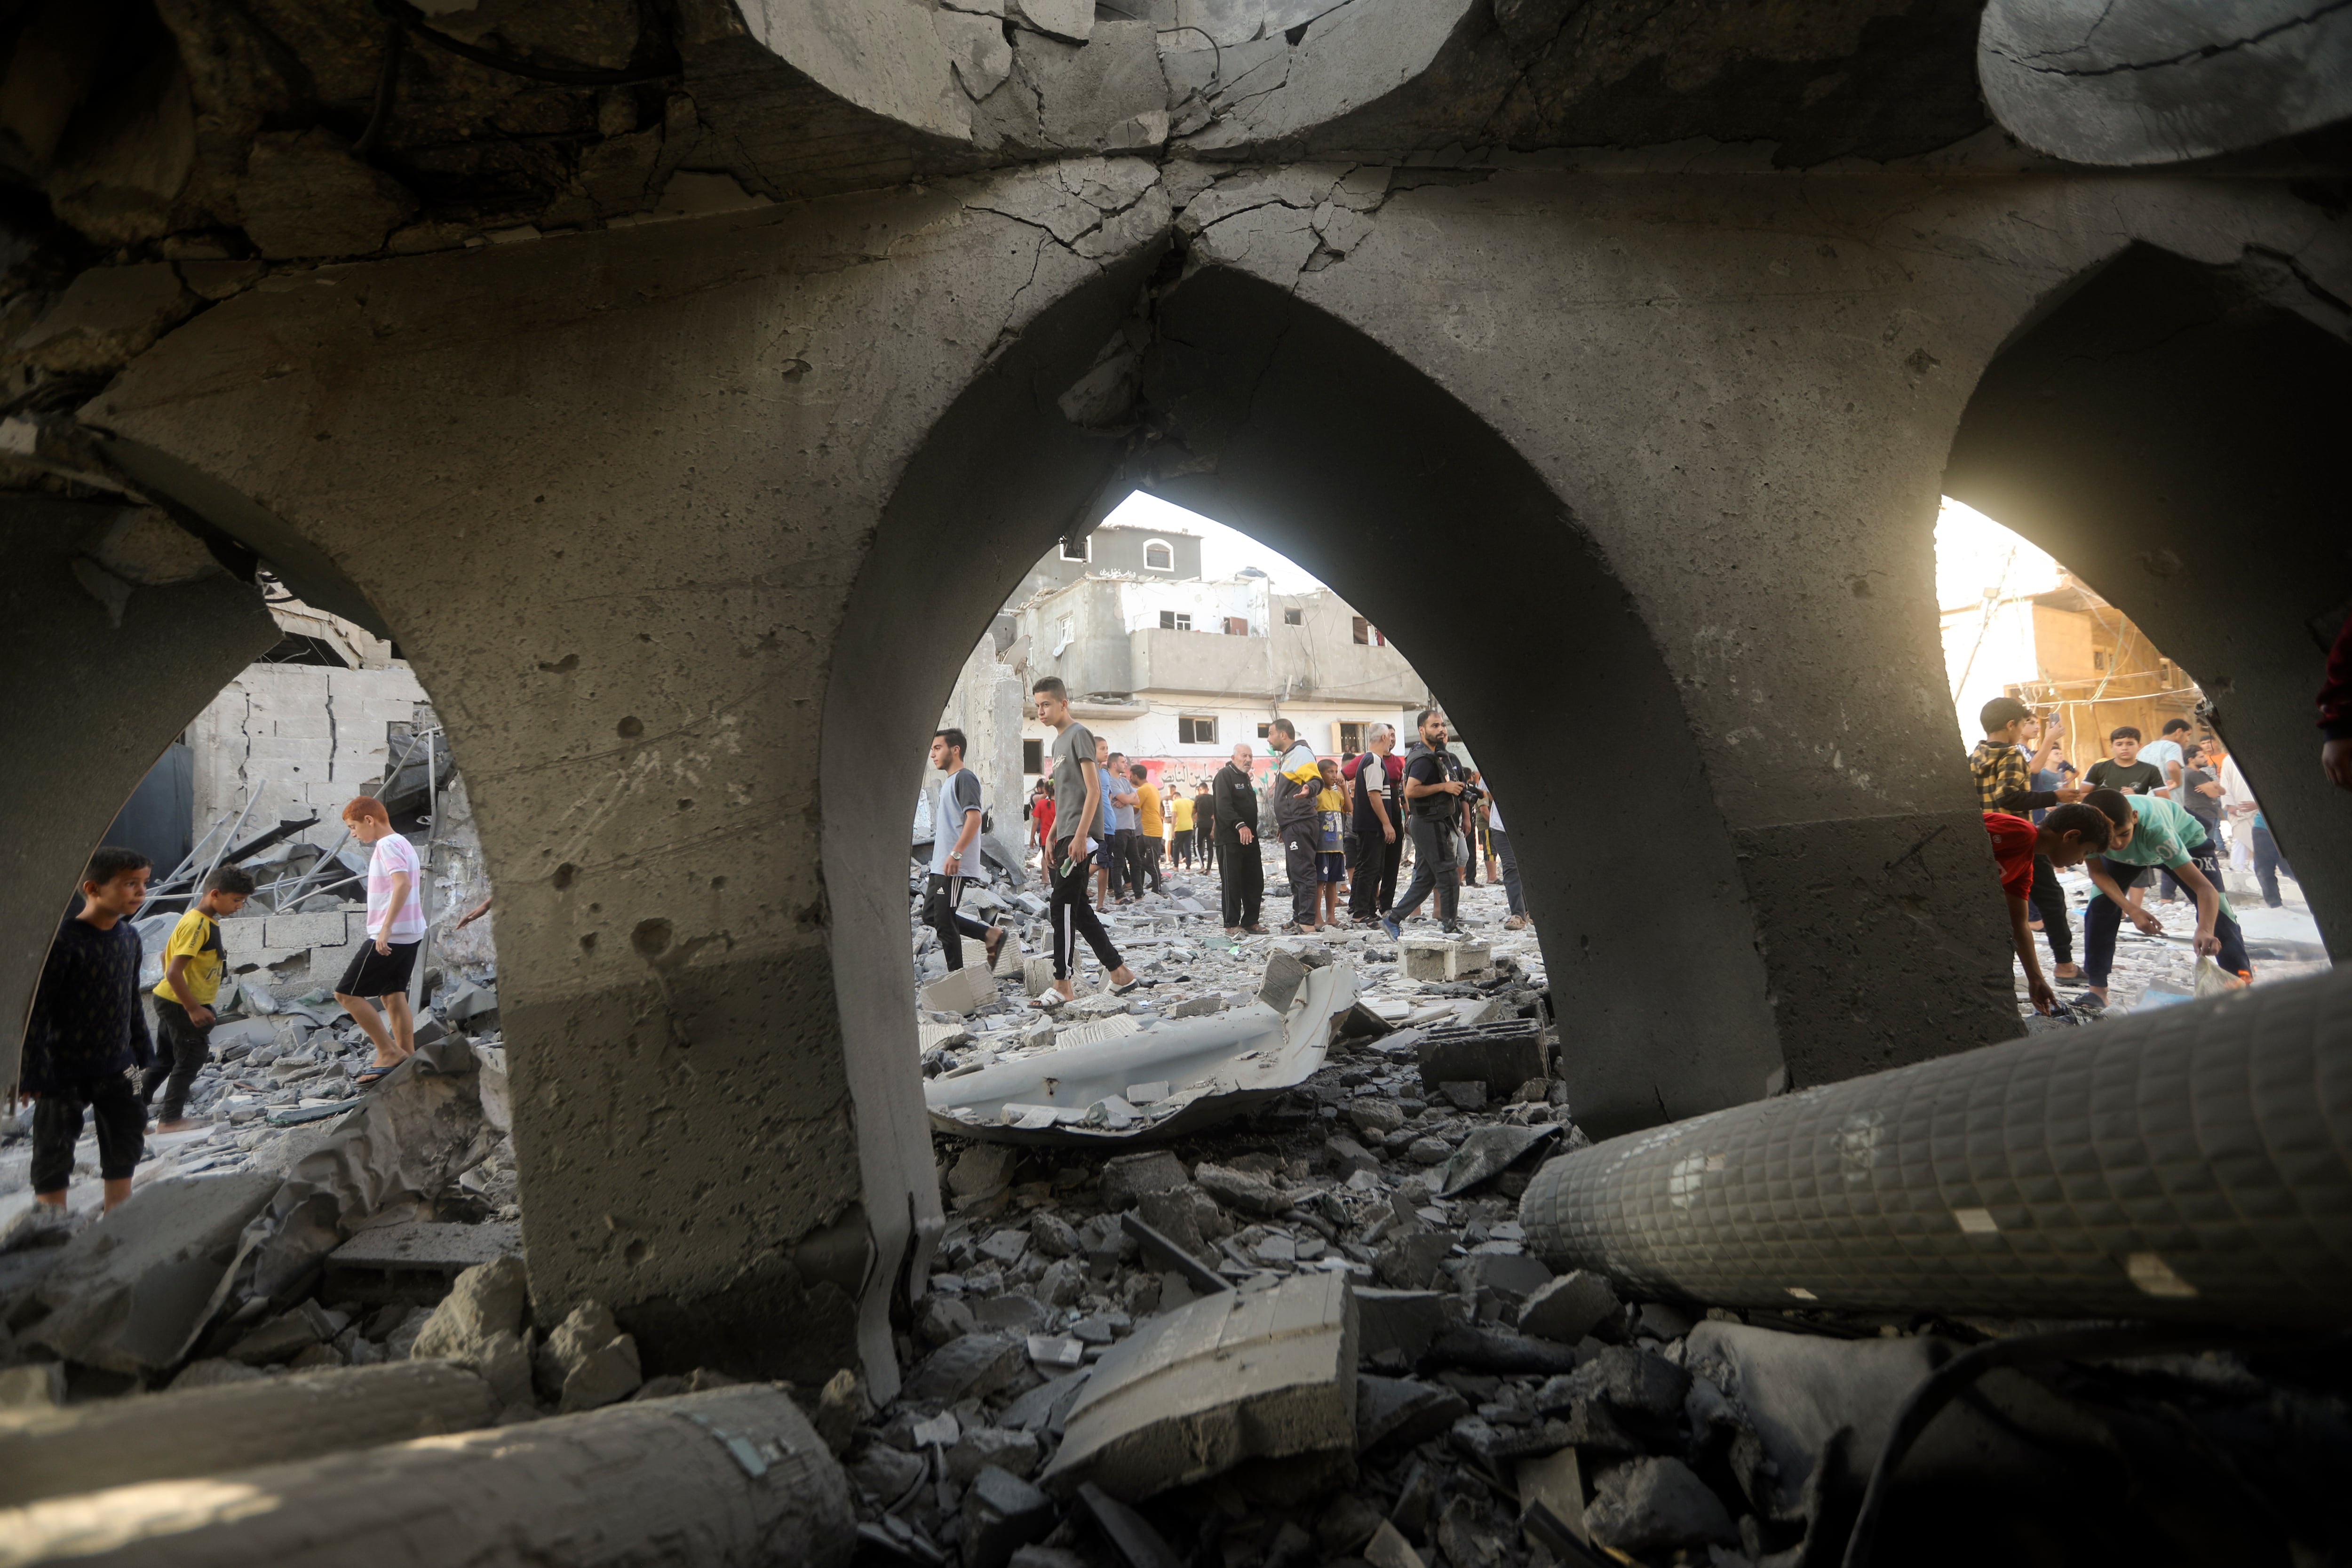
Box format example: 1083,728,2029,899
1520,964,2352,1328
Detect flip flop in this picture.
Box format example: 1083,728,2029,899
355,1062,399,1087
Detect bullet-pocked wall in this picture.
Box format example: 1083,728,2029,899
67,154,2349,1398
1944,243,2352,955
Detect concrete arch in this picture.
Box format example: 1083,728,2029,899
1943,241,2352,955
820,253,1787,1308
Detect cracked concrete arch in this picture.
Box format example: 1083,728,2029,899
1943,241,2352,952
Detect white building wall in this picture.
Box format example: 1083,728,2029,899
188,663,430,835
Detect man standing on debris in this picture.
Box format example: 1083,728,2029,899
1384,708,1468,940
144,864,255,1132
1036,678,1143,999
924,728,1008,975
1969,697,2087,985
1267,717,1324,932
1193,780,1216,875
1344,724,1403,923
18,847,154,1226
1029,781,1056,889
1214,743,1265,935
1487,789,1529,931
335,795,425,1088
1106,748,1148,901
1981,804,2111,1015
2080,787,2252,1004
1128,764,1167,895
1092,736,1128,906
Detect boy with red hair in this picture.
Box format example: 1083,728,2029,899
335,795,426,1086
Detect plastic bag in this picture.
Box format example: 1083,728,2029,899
2193,956,2241,998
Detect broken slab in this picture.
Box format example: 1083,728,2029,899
0,1385,853,1567
1040,1272,1358,1500
1352,1288,1448,1364
0,1360,495,1506
926,962,1357,1146
322,1219,522,1305
1518,1271,1621,1344
21,1171,280,1374
1355,1374,1469,1452
924,963,999,1017
1437,1122,1561,1197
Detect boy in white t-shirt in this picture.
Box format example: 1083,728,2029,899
334,794,428,1087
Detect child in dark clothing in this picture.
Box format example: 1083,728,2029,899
23,846,155,1219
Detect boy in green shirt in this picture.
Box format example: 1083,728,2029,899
144,865,254,1131
2079,788,2249,1004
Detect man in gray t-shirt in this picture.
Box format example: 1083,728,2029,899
1034,677,1139,999
924,729,1003,973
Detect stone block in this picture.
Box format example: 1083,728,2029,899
1352,1288,1448,1364
1416,1019,1548,1094
906,1332,1028,1405
412,1255,529,1362
1401,939,1492,981
1041,1272,1357,1500
925,963,998,1017
1584,1456,1737,1557
24,1171,281,1375
220,917,272,958
265,911,350,950
1517,1271,1621,1345
1462,1252,1553,1307
1098,1149,1189,1211
1023,955,1057,997
1323,1135,1379,1178
965,1465,1057,1568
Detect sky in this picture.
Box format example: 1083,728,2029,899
1099,490,1329,592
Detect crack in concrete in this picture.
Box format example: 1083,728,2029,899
1987,0,2352,77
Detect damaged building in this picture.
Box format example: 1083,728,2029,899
2,0,2350,1564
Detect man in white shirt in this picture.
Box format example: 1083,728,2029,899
2140,718,2191,798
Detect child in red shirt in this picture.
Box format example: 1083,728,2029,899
1984,805,2111,1014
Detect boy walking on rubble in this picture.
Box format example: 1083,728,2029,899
144,864,254,1132
334,795,426,1088
20,847,155,1226
1035,677,1142,1002
925,728,1008,974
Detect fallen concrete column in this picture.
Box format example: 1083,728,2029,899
0,1361,494,1507
0,1385,854,1568
1521,966,2352,1325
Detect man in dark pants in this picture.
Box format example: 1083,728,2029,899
1035,678,1141,1000
1967,696,2087,986
1345,724,1402,922
1267,717,1323,931
1383,708,1468,938
923,728,1007,974
2080,788,2250,1004
1213,743,1264,935
1193,783,1215,874
146,864,254,1130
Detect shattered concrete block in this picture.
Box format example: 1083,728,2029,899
472,1327,537,1409
24,1171,281,1374
852,1441,927,1501
1027,1333,1085,1370
1405,1137,1451,1166
1170,994,1224,1018
924,963,998,1017
1438,1122,1560,1197
1518,1271,1621,1344
1462,1252,1553,1308
1451,1412,1574,1472
1518,1446,1588,1549
1374,1229,1454,1290
1041,1272,1357,1501
965,1464,1058,1568
228,1305,330,1366
264,911,349,950
558,1334,643,1413
1258,948,1312,1011
1353,1289,1448,1364
950,1424,1043,1481
1099,1149,1190,1210
1535,1345,1692,1453
1193,1162,1288,1217
1400,939,1492,982
1023,955,1057,997
1584,1456,1738,1556
951,1143,1021,1202
1438,1080,1486,1112
413,1255,529,1363
1347,1098,1406,1138
906,1332,1029,1405
1423,1327,1581,1377
1324,1135,1379,1178
1356,1374,1469,1452
1029,1210,1081,1258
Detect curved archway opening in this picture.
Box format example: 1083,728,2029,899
1943,242,2352,963
823,256,1785,1332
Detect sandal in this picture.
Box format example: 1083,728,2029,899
355,1062,399,1087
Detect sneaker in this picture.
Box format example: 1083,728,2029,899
1380,917,1401,941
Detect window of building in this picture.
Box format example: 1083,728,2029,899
1224,616,1250,636
1178,715,1217,744
1158,610,1193,631
2091,649,2108,670
1283,607,1303,625
1257,723,1272,740
1339,722,1366,754
1059,535,1090,563
1352,616,1383,646
1053,617,1074,657
1143,539,1174,572
1022,738,1044,774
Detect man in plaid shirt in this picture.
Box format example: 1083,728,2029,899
1968,696,2088,987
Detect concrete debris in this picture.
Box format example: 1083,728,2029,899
1040,1272,1357,1500
0,1360,494,1506
1585,1455,1740,1555
412,1255,529,1362
1516,1269,1620,1344
1436,1122,1560,1197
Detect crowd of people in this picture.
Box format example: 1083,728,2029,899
1001,686,1523,998
1970,605,2352,1017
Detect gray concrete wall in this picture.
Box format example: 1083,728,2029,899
69,155,2351,1397
2,499,277,1090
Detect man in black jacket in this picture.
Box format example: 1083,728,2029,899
1213,743,1265,935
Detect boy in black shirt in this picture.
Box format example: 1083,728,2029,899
2084,727,2165,796
22,846,155,1222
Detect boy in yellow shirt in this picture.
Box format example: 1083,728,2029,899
1315,759,1348,928
144,865,254,1131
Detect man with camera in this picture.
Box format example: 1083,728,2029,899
1382,708,1468,939
1268,716,1325,931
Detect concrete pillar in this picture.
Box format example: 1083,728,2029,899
935,626,1027,846
1,498,276,1091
